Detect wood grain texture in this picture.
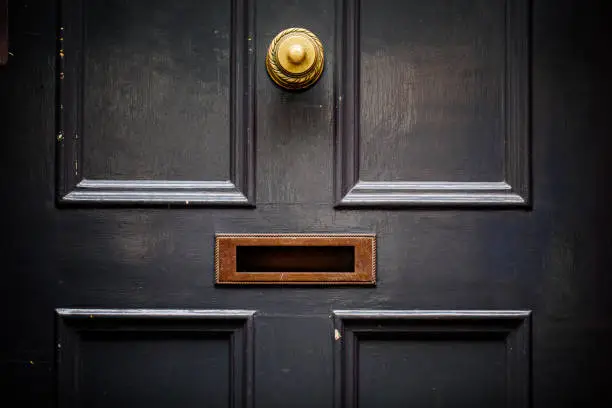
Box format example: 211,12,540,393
56,0,255,205
56,309,255,408
83,0,231,182
334,0,530,206
360,0,505,183
216,233,376,284
256,0,334,204
333,310,531,408
0,0,6,65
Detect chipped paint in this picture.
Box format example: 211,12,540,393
334,329,341,340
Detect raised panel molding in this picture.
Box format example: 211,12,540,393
334,0,531,207
56,308,255,408
332,310,531,408
56,0,255,205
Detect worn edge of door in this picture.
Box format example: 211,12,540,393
55,0,256,206
0,0,7,65
333,0,531,207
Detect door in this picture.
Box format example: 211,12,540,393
2,0,611,407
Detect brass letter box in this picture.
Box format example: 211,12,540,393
215,234,376,285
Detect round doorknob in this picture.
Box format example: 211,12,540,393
266,27,324,91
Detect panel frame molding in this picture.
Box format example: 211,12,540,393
332,310,532,408
56,0,256,206
56,308,255,408
334,0,531,207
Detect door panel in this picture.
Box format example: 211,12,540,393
83,0,232,182
334,311,530,408
336,0,529,206
56,309,254,408
57,0,254,204
359,0,506,183
2,0,612,408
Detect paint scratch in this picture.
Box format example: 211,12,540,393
334,329,341,341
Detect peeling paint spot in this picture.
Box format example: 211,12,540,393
57,131,64,142
59,72,65,80
334,329,341,341
59,49,65,58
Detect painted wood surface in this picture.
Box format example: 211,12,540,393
1,0,611,407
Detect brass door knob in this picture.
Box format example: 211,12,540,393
266,28,324,91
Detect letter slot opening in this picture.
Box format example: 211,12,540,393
236,246,355,273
